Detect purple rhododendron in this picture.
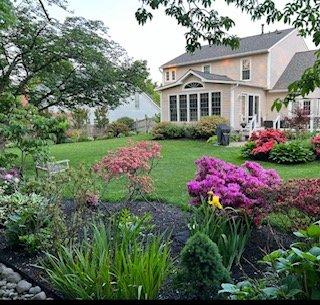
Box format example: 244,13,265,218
187,157,281,225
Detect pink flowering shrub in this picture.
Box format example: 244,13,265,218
187,157,281,225
311,134,320,157
93,141,161,199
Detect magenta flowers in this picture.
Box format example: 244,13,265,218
187,157,281,225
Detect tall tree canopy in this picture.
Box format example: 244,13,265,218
136,0,320,109
0,1,149,111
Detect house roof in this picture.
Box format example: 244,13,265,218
190,70,235,82
157,69,265,91
272,50,318,91
162,28,296,68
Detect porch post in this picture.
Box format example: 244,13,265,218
230,87,235,128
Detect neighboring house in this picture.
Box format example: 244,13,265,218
50,92,160,125
158,28,320,131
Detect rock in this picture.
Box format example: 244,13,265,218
16,280,32,293
0,280,6,287
6,272,22,283
6,282,17,289
9,292,18,298
31,291,46,300
23,293,34,299
29,286,42,294
1,267,14,276
0,289,5,296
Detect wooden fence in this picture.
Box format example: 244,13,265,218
133,117,157,133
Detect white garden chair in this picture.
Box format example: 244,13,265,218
35,159,70,177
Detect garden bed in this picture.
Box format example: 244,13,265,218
0,200,297,300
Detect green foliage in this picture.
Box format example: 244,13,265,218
269,141,315,164
94,106,109,129
0,192,44,226
143,79,160,105
0,152,18,168
176,231,231,299
0,6,149,110
4,197,53,253
50,113,70,144
116,117,135,130
194,116,229,139
0,0,15,29
268,209,313,233
189,204,251,270
43,211,172,300
283,130,317,141
241,141,256,158
72,108,89,129
220,222,320,300
107,122,130,137
152,122,185,140
261,222,320,300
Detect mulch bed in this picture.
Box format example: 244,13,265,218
0,200,297,300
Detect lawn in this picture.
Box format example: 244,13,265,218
23,134,320,207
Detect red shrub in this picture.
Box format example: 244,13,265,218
311,134,320,157
275,179,320,217
250,129,286,157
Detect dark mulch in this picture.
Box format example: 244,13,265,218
0,200,297,300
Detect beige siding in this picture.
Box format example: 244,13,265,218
163,53,268,88
269,30,308,89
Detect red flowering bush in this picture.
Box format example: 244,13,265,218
275,179,320,217
250,129,287,157
311,134,320,157
93,141,161,200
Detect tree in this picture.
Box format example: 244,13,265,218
94,106,109,129
72,108,89,129
0,0,15,29
0,5,149,111
135,0,320,110
144,79,160,106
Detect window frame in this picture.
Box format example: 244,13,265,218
165,71,170,82
203,64,211,74
171,70,176,81
169,95,178,121
211,92,222,116
184,82,204,90
241,58,251,81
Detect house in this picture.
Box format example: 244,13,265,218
50,91,160,125
158,28,320,132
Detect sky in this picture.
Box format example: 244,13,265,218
50,0,317,83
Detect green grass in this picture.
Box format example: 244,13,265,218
21,134,320,207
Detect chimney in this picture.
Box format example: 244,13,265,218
261,24,265,35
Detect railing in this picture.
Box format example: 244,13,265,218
273,115,281,129
248,114,257,137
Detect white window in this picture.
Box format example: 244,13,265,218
211,92,221,116
165,71,170,81
172,70,176,81
169,96,178,121
203,64,211,74
184,82,203,89
241,58,251,81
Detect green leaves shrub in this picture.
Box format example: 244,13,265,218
176,232,231,299
269,141,315,164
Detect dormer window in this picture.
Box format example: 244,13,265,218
203,64,211,74
165,71,170,81
241,58,251,81
184,82,203,89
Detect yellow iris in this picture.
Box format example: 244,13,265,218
208,192,223,210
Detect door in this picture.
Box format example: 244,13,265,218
240,94,260,126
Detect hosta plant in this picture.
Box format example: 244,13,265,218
269,141,315,164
